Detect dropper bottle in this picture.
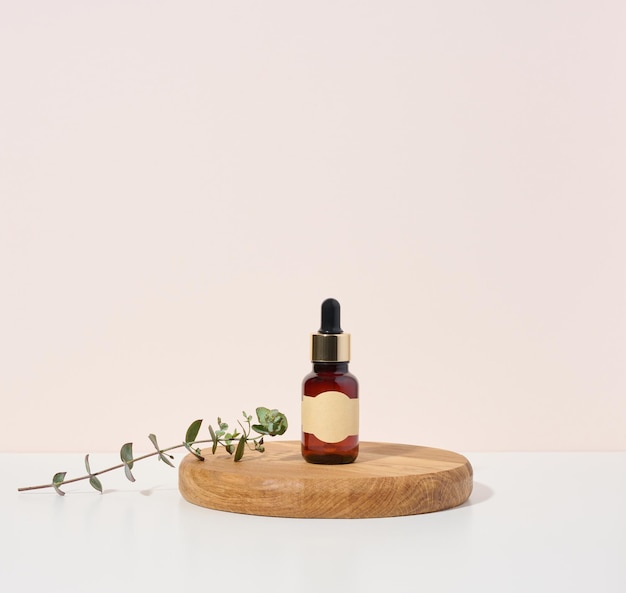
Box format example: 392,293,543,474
301,298,359,464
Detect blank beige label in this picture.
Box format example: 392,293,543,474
302,391,359,443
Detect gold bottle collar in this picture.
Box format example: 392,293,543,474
311,333,350,362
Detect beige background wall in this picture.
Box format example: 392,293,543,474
1,1,624,452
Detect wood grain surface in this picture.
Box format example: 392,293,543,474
179,441,473,518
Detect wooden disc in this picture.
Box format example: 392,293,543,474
179,441,472,518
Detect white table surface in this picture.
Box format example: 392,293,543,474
2,450,625,593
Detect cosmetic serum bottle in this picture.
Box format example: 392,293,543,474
301,298,359,464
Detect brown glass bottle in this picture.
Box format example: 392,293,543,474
302,361,359,464
301,298,359,464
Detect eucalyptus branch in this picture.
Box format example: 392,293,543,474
16,442,210,493
17,407,288,496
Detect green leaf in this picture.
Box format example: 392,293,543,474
185,419,202,444
208,425,218,454
89,475,103,493
52,472,67,496
149,433,175,467
234,436,246,462
256,407,270,424
184,441,205,461
252,406,288,436
84,454,103,492
120,443,134,469
268,410,288,435
160,453,175,468
273,410,288,435
123,463,135,482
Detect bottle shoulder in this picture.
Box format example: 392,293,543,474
302,368,358,397
302,368,358,381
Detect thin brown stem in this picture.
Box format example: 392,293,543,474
17,439,216,493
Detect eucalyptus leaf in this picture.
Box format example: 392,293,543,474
159,452,176,468
84,454,92,475
123,463,135,482
262,409,288,436
185,419,202,444
184,441,205,461
52,472,67,496
120,443,134,469
209,425,218,454
148,433,159,451
234,435,246,462
149,433,175,467
256,407,270,424
252,424,269,435
89,475,103,493
252,405,288,435
52,472,66,485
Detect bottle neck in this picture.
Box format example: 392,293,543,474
312,361,349,374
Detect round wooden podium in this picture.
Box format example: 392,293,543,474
179,441,472,518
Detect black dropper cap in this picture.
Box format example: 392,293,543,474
311,298,350,362
319,298,343,334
